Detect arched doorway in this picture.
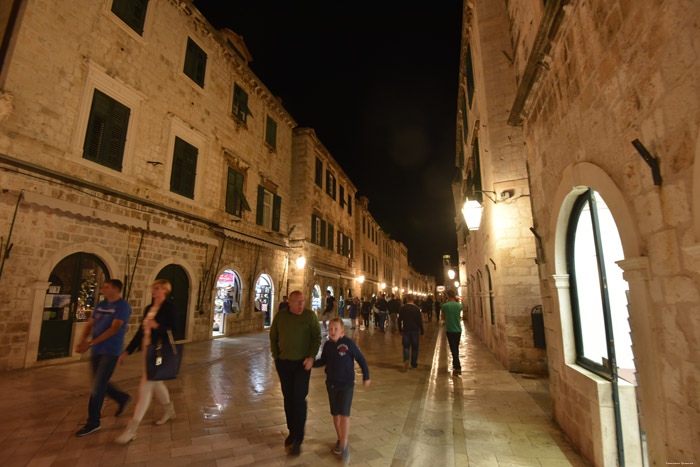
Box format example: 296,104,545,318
255,274,274,326
39,253,109,360
566,188,641,465
311,284,322,315
155,264,189,341
213,269,242,337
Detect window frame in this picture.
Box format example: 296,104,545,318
183,37,207,88
82,89,131,172
225,167,250,217
110,0,149,35
256,185,281,231
169,136,199,199
232,83,252,124
325,170,336,200
265,115,277,150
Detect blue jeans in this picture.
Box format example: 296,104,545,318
402,331,420,368
87,354,129,427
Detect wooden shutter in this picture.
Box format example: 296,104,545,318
170,137,197,198
320,220,326,247
348,195,352,215
340,185,345,207
315,158,323,187
311,214,317,244
111,0,149,35
328,224,334,250
272,194,281,232
184,38,206,87
256,186,265,225
226,168,247,216
83,89,129,171
232,84,249,122
265,116,277,149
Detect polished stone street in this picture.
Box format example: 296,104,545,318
0,320,588,466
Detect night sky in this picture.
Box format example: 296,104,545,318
192,1,462,280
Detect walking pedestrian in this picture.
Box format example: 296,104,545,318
313,318,370,462
278,295,289,312
387,293,401,334
74,279,132,437
348,296,359,329
375,293,389,332
321,289,335,330
360,297,371,330
116,279,178,444
269,290,322,455
442,289,463,375
398,294,424,369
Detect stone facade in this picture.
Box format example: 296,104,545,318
458,0,700,465
288,128,358,313
0,0,295,370
454,0,545,375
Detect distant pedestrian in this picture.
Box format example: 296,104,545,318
387,294,401,334
398,294,424,370
269,290,322,455
434,298,441,322
360,297,371,330
116,279,178,444
322,289,336,330
74,279,132,437
278,295,289,312
425,295,434,322
375,293,389,332
314,318,370,462
441,289,463,375
348,297,359,329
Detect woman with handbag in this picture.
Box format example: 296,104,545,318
115,279,178,444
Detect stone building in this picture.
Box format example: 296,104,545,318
288,127,358,315
456,0,700,465
355,196,383,298
0,0,296,370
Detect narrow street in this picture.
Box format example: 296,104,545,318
0,321,587,466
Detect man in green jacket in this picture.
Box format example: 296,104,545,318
269,290,322,455
441,289,463,375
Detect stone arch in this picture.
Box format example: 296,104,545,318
148,257,198,342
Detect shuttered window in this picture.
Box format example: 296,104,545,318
461,94,469,143
83,89,130,171
315,158,323,187
232,83,251,123
170,137,198,199
339,185,345,207
184,37,207,88
466,137,482,204
320,219,326,247
225,168,250,217
328,224,334,251
466,45,475,106
325,171,336,200
256,186,281,231
348,195,352,215
265,115,277,149
311,214,319,244
111,0,148,35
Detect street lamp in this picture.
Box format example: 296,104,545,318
447,269,455,280
454,281,460,288
357,275,365,284
380,283,386,289
296,256,306,269
462,198,483,230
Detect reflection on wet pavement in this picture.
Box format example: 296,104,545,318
0,321,589,466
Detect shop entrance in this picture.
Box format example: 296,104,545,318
255,274,274,326
155,264,189,341
311,284,322,315
213,270,242,336
39,253,109,360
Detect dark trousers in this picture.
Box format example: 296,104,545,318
87,354,129,427
378,312,387,331
275,359,311,446
446,332,462,370
402,331,420,368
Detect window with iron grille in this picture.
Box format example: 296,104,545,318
82,89,130,171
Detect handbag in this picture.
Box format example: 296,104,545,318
146,329,183,381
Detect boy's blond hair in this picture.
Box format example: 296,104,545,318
329,317,344,329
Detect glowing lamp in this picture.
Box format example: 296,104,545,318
462,198,483,230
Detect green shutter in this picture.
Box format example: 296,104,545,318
233,84,250,122
328,224,334,250
111,0,149,35
320,220,326,247
256,186,265,225
315,158,323,187
184,38,207,87
339,185,345,207
311,214,317,244
272,194,281,232
83,89,129,171
170,137,197,199
265,116,277,149
225,168,237,215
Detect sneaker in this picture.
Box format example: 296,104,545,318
115,395,131,417
333,439,341,454
76,424,100,437
341,445,350,462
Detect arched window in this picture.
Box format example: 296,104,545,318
566,189,634,380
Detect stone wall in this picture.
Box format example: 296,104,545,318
506,0,700,464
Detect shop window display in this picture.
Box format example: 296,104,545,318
213,270,242,336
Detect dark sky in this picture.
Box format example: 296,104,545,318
193,1,462,280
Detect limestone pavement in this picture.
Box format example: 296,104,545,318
0,320,588,466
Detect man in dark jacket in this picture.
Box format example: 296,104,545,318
374,293,389,332
398,294,424,369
